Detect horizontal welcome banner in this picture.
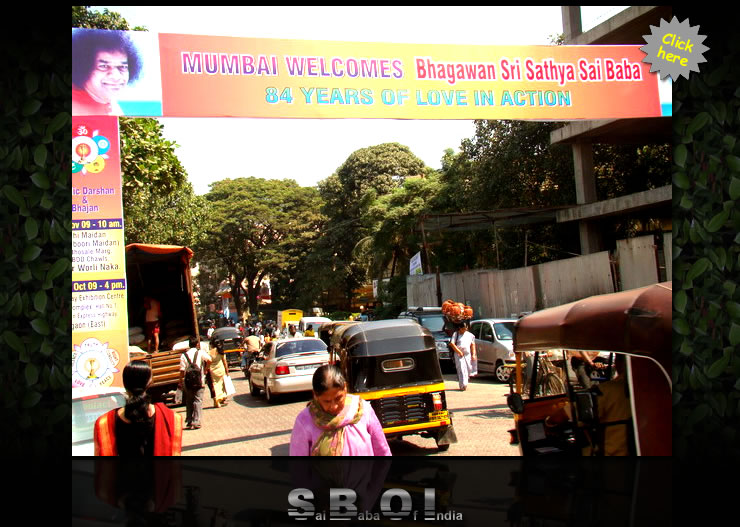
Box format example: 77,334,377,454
72,29,670,120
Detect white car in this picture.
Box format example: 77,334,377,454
248,337,329,403
298,316,332,335
72,386,127,456
469,318,518,383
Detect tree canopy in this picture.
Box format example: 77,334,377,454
314,143,429,308
199,177,325,316
118,118,210,247
72,5,145,31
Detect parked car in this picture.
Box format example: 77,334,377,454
248,337,329,403
469,318,518,382
72,386,128,456
210,326,244,370
397,307,453,369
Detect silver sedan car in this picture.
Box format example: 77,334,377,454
248,337,329,403
469,318,517,383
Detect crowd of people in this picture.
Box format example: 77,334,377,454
94,314,630,457
94,360,390,457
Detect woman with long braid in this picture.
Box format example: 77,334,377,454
94,360,183,456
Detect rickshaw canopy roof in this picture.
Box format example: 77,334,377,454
331,319,436,357
125,243,193,266
211,327,240,340
319,320,358,336
514,282,671,372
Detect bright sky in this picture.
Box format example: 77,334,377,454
94,6,627,194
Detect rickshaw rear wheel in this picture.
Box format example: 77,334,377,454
435,431,451,451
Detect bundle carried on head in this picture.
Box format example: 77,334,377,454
442,299,473,323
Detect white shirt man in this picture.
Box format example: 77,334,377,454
178,341,212,430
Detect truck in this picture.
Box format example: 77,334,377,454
125,244,200,402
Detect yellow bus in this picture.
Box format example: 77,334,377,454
278,309,303,331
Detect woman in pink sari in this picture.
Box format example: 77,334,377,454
290,365,391,456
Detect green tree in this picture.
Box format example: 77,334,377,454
358,172,441,280
459,120,575,211
434,120,579,270
593,143,671,200
200,177,325,318
72,5,145,30
119,118,209,246
316,143,428,307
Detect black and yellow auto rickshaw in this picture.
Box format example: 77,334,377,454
506,282,671,456
209,326,244,370
330,319,457,451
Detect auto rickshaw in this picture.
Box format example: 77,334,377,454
330,319,457,451
506,282,671,456
209,326,244,370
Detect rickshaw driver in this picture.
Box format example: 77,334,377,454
240,329,261,373
543,354,632,455
585,354,631,456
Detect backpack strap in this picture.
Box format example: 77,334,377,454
184,349,199,367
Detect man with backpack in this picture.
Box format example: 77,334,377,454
178,337,212,430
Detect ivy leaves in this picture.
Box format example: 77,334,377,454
673,32,740,459
0,27,72,455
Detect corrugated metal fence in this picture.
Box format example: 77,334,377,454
407,234,669,318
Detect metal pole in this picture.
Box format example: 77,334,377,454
435,265,442,307
420,217,442,306
420,218,431,275
494,223,501,269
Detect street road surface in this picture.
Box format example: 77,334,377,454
179,368,521,456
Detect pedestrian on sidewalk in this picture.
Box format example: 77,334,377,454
449,321,476,391
209,340,230,408
289,365,391,456
94,360,183,455
179,337,211,430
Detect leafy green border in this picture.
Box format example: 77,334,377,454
672,13,740,459
0,25,71,455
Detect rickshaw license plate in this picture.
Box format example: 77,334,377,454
429,411,448,421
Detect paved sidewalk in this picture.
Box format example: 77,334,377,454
179,370,520,456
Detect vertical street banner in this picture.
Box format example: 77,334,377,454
71,116,129,388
